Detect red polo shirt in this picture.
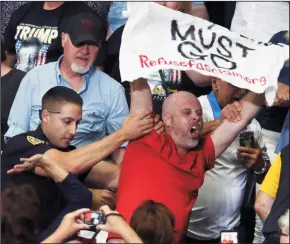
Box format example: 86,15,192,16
108,130,215,243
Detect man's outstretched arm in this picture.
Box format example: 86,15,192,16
211,92,265,158
8,113,154,176
130,78,153,117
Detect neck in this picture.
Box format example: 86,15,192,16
60,59,83,81
41,124,49,140
176,146,188,157
1,62,12,77
168,131,189,156
213,91,224,109
43,1,64,10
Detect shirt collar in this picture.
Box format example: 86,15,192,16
35,125,50,142
55,55,95,87
207,91,222,119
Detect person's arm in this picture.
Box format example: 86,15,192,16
185,70,211,87
97,205,143,243
267,31,289,107
89,188,116,210
9,111,154,176
39,173,92,241
107,86,130,164
21,154,68,181
42,208,90,243
211,92,265,158
19,154,93,204
191,3,209,20
4,73,33,142
37,130,126,176
272,82,289,107
130,78,153,117
84,160,119,189
202,119,221,135
111,149,125,165
19,154,93,241
254,154,282,222
255,191,275,222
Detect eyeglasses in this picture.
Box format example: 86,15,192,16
47,110,61,114
39,110,61,120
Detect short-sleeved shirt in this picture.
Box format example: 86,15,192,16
4,2,96,72
1,126,90,232
260,153,282,199
108,130,215,243
5,55,129,148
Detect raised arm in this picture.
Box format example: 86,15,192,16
130,78,153,116
211,91,265,158
185,70,211,87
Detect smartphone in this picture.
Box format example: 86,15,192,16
84,211,105,231
239,130,255,148
220,231,238,244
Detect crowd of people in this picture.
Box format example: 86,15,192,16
1,1,289,244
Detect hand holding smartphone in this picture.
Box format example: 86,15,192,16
84,211,106,231
239,130,255,148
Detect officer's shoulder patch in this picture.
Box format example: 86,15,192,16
26,136,45,145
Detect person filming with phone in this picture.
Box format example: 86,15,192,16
186,77,270,243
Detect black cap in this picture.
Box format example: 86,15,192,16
64,12,104,47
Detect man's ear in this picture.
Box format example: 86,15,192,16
163,113,172,128
42,110,49,124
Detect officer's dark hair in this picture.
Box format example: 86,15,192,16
42,86,83,110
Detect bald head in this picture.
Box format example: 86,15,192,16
162,91,200,119
162,91,203,154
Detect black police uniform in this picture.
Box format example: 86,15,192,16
262,144,289,244
1,126,92,239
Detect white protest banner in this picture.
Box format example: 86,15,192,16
119,2,289,105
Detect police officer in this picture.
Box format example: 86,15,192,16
1,86,155,240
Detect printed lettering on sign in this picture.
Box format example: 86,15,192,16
119,2,289,105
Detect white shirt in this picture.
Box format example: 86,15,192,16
231,2,289,42
187,94,268,240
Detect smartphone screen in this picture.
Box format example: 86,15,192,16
220,231,238,244
239,130,255,148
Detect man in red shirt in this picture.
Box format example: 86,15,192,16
108,78,265,243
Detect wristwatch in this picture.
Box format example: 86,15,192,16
254,160,270,175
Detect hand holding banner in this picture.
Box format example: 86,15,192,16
120,2,289,106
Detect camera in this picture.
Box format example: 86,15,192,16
84,211,105,231
239,130,255,148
